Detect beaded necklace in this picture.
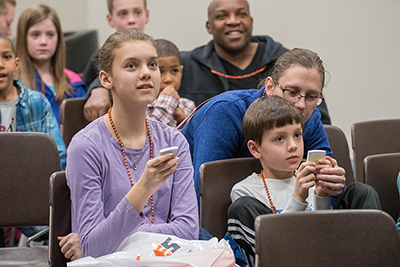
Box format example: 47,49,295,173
260,170,277,214
260,170,298,214
108,108,155,224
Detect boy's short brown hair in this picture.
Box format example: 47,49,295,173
242,96,304,145
107,0,147,14
154,39,180,62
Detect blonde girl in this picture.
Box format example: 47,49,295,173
16,4,85,125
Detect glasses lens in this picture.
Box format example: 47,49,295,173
282,88,323,106
283,90,298,102
305,96,323,106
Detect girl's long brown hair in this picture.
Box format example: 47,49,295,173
16,4,71,102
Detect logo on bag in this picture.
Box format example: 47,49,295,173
153,237,181,257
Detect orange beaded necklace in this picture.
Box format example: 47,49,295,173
260,170,297,214
260,170,277,214
108,108,155,224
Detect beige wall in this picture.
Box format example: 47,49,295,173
12,0,89,35
11,1,400,154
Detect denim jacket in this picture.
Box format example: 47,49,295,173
0,79,66,169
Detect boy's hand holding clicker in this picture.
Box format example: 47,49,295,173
292,161,317,203
315,156,346,197
313,158,332,197
160,85,180,99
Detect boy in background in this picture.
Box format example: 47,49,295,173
0,33,66,246
228,96,380,266
83,0,149,121
147,39,195,127
0,0,16,247
0,33,65,167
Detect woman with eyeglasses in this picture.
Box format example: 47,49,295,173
182,48,380,210
182,48,381,265
182,48,335,205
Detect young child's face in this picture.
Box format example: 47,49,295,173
255,122,304,179
27,18,58,64
159,56,183,92
104,40,160,106
107,0,149,32
0,39,19,94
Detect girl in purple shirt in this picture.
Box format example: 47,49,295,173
66,29,198,258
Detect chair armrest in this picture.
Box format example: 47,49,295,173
26,227,49,247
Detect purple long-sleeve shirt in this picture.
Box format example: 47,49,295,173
66,117,199,257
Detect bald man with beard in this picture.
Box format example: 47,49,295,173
179,0,331,124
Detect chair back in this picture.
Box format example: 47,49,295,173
49,171,71,267
363,153,400,222
61,97,89,148
199,157,262,239
0,132,61,266
324,125,355,185
0,132,61,227
255,210,400,267
351,119,400,182
65,30,98,74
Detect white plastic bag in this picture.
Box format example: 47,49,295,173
68,232,235,267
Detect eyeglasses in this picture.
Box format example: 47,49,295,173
274,80,324,106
